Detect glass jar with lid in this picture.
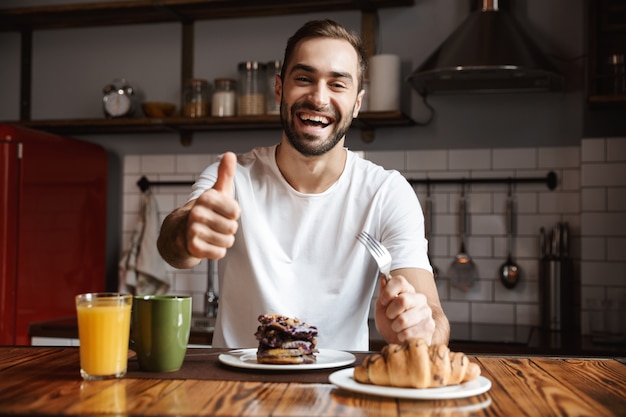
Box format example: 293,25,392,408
237,61,266,116
607,53,626,94
211,78,236,117
183,78,210,118
265,60,281,115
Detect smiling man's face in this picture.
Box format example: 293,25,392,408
277,37,363,156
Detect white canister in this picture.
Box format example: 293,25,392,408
211,78,236,117
368,54,401,112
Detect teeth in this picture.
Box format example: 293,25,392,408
300,113,330,124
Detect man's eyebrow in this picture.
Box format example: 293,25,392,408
289,63,354,82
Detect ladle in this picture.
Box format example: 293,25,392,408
499,185,521,289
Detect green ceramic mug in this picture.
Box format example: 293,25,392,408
131,295,192,372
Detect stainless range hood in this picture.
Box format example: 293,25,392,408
408,0,564,95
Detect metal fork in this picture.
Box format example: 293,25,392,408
356,231,391,282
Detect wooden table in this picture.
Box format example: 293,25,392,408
1,347,625,416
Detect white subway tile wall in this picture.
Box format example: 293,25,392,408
122,139,626,336
580,137,626,339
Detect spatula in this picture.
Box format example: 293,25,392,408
449,186,478,291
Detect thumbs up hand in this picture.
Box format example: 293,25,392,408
212,151,236,197
186,152,241,260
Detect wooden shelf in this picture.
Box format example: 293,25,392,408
588,93,626,107
11,111,415,136
1,0,418,138
586,0,626,108
0,0,414,31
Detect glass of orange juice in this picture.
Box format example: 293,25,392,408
75,293,133,380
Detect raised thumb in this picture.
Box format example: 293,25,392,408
212,152,236,196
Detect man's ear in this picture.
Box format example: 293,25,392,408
274,74,282,105
353,88,365,117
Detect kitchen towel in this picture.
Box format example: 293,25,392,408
119,189,170,295
368,54,401,111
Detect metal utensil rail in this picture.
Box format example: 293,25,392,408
137,171,558,192
407,171,557,190
136,175,194,192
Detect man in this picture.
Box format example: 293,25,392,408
158,19,449,350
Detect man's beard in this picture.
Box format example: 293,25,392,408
280,100,354,157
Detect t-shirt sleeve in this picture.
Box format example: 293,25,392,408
380,172,432,273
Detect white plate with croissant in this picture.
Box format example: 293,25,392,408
329,368,491,399
330,339,491,399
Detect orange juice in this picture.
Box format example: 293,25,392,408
76,293,132,380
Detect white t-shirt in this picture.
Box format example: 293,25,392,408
189,144,431,351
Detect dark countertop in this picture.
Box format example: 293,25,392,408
27,316,625,357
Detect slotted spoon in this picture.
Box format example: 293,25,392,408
449,187,478,291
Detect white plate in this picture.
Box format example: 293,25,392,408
328,368,491,400
218,348,356,370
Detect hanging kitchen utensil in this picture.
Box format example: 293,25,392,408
499,184,521,289
558,222,578,338
545,223,564,329
449,184,478,291
540,221,577,336
424,185,438,280
560,222,569,260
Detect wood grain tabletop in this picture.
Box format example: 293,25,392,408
0,347,624,416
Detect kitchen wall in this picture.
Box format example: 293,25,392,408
0,0,593,152
2,0,625,340
579,137,626,338
121,138,626,336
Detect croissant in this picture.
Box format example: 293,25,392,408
354,339,481,389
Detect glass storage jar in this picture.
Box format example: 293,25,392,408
211,78,236,117
183,78,209,118
607,53,626,94
265,60,281,115
237,61,266,116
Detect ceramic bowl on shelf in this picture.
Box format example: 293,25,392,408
142,101,177,118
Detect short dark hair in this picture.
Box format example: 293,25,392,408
281,19,368,90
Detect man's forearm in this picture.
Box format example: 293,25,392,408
430,305,450,346
157,208,202,270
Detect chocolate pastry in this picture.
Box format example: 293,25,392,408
255,314,318,364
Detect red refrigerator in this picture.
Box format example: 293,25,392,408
0,124,108,345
